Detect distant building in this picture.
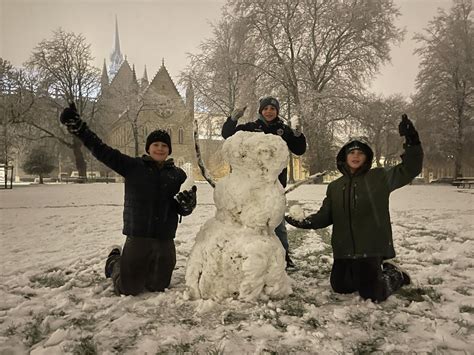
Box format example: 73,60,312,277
96,18,309,183
96,19,213,180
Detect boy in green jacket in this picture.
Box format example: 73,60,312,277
285,114,423,302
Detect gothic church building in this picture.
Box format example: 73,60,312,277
97,19,198,176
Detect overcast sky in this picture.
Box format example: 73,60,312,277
0,0,453,97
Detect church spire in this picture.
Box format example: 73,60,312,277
114,15,121,55
108,15,124,80
101,59,109,89
132,64,137,83
141,65,149,89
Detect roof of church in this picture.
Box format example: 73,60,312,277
147,61,182,100
109,59,139,92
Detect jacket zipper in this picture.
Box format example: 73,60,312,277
342,185,346,211
353,182,357,209
348,178,356,255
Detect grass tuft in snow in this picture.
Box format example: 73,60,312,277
351,336,385,354
455,286,471,296
282,299,305,317
157,342,193,354
306,317,321,329
432,258,453,265
30,270,67,288
397,286,442,303
70,316,95,330
287,229,308,249
459,305,474,314
427,277,443,285
260,309,287,331
71,336,97,355
23,315,44,347
4,324,17,336
207,345,226,355
68,293,82,304
222,311,248,325
454,318,474,334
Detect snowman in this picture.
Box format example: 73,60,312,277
185,131,292,301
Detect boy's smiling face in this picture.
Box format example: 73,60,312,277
346,149,367,173
261,105,278,122
148,141,169,162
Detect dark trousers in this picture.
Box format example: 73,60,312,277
111,236,176,296
330,257,403,302
274,219,289,252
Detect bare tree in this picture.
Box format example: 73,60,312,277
353,94,406,167
230,0,403,127
187,0,404,173
0,58,36,167
25,28,100,178
181,15,259,121
413,0,474,177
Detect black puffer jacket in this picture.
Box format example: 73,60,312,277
221,116,306,187
76,127,188,239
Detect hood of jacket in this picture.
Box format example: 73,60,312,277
336,138,374,176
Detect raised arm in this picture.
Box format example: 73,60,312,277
221,106,247,139
386,114,424,191
60,103,137,177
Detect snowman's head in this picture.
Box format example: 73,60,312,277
223,131,288,181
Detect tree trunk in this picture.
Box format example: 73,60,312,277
455,106,465,178
287,96,295,184
133,124,139,157
288,152,295,184
39,174,44,184
72,136,87,181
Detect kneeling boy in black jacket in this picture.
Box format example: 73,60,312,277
60,103,197,296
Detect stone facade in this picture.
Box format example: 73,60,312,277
97,60,197,175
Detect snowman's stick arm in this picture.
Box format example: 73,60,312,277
284,171,327,195
193,119,216,188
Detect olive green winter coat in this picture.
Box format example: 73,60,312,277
306,141,423,259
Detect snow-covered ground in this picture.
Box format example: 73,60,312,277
0,182,473,354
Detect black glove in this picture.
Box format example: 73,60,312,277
284,214,314,229
399,114,420,146
278,123,302,140
175,185,197,215
60,102,86,134
276,123,291,139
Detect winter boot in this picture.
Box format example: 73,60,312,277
383,261,411,286
105,245,122,278
285,251,296,269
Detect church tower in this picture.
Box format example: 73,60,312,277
108,16,124,80
141,66,149,91
100,59,109,89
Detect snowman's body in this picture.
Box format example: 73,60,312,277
185,131,292,301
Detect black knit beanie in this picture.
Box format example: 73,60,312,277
145,129,172,154
258,96,280,116
343,140,372,158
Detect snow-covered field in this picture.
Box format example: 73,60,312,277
0,182,473,354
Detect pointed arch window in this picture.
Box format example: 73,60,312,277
178,127,184,144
